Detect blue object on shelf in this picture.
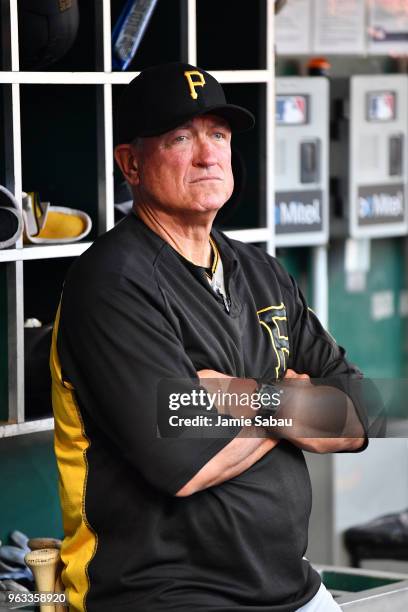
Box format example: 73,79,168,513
112,0,159,71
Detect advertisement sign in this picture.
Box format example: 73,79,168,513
275,0,312,54
357,184,405,226
368,0,408,55
275,190,324,234
313,0,366,54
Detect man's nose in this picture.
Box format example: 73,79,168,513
193,138,218,167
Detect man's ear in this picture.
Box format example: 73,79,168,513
114,144,140,185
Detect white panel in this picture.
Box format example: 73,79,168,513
275,139,287,177
266,0,275,256
350,75,408,238
225,228,270,244
312,245,328,328
7,261,24,423
274,77,329,247
9,0,19,70
358,134,380,173
187,0,197,65
102,0,112,71
371,290,394,321
104,84,115,231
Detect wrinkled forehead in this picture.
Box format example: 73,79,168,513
132,113,232,152
161,113,232,135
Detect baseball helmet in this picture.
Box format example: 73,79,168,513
18,0,79,69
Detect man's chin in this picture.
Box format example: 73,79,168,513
188,187,232,212
194,201,227,215
194,194,231,211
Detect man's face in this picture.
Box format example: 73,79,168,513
131,114,234,215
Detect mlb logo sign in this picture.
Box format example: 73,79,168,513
367,91,395,122
276,95,307,125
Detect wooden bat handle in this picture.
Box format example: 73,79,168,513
24,548,64,612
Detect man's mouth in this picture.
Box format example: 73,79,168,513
190,177,223,183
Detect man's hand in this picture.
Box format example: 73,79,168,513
279,369,365,453
197,369,261,419
176,367,365,496
284,368,310,381
197,369,232,379
175,369,279,497
197,368,366,454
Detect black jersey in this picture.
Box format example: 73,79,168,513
51,213,365,611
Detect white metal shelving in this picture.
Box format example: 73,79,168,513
1,0,275,437
0,69,271,85
0,417,54,439
0,242,92,262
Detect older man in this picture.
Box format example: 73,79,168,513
51,63,367,611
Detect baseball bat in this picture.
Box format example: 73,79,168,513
24,548,61,612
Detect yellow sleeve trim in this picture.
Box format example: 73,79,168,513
50,304,98,612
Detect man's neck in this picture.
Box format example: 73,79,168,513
135,203,215,268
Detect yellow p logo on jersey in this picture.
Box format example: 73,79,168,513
184,70,206,100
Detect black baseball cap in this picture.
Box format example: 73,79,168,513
117,62,255,142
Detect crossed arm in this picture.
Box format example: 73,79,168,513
176,368,366,497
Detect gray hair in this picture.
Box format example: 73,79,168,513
130,136,143,150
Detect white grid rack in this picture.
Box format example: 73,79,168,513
0,0,275,437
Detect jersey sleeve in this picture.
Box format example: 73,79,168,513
283,273,383,445
55,273,238,496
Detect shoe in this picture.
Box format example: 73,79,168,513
0,567,33,581
0,578,29,592
0,545,27,568
0,185,23,249
22,191,92,244
345,508,408,546
0,559,15,573
9,531,29,552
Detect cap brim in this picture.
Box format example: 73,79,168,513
139,104,255,137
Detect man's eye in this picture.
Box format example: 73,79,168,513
174,134,188,143
214,132,226,140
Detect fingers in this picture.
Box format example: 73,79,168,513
197,369,232,379
197,369,215,379
198,369,311,381
284,369,310,380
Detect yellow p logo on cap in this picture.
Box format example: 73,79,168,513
184,70,206,100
